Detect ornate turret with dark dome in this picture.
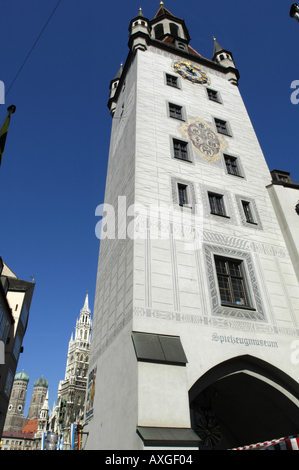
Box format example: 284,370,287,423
34,377,48,388
15,371,29,383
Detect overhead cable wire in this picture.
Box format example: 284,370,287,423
5,0,63,98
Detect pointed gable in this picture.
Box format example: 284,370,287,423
154,3,175,18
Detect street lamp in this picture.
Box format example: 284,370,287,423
290,3,299,23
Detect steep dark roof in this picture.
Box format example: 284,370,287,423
154,4,174,18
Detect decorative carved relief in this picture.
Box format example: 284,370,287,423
178,117,228,164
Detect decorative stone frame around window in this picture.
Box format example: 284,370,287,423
235,195,263,230
171,176,196,214
204,243,266,322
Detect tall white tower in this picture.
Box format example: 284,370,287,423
64,292,92,382
84,4,299,450
56,292,92,450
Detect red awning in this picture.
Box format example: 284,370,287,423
229,437,299,450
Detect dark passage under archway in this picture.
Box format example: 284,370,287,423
189,356,299,450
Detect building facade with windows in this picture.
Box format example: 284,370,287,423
0,259,35,438
83,4,299,450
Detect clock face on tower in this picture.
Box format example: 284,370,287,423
172,60,211,85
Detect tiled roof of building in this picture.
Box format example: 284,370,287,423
21,419,38,435
2,431,35,440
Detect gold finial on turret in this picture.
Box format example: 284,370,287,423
159,2,164,7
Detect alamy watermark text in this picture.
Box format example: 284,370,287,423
0,81,4,105
0,341,4,364
291,80,299,104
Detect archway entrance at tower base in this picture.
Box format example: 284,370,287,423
189,355,299,450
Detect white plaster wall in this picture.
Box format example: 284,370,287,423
84,54,139,450
268,184,299,283
138,361,190,428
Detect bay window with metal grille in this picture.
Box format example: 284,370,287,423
215,256,250,308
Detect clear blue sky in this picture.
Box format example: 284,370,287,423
1,0,298,416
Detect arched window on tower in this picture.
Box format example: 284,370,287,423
170,23,179,37
154,24,164,39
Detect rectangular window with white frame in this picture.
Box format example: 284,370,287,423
169,103,183,120
224,154,242,177
207,88,222,104
173,139,189,161
165,73,180,89
214,118,232,136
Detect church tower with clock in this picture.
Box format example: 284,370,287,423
84,4,299,450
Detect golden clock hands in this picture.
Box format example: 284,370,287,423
185,64,196,75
